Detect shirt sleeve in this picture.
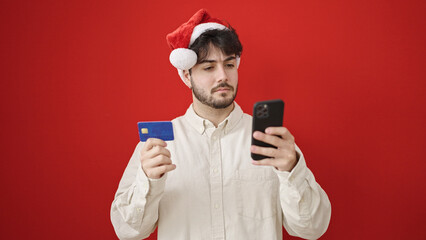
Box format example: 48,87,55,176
273,143,332,239
110,142,167,240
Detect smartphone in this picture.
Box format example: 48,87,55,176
251,99,285,160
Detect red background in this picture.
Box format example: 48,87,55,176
1,0,425,239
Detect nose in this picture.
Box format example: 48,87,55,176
216,65,228,83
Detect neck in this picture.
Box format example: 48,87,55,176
192,98,235,127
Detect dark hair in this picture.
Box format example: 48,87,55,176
189,26,243,64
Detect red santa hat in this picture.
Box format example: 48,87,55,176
166,9,240,83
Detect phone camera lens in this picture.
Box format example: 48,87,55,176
256,104,269,118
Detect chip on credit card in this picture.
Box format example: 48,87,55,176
137,121,174,142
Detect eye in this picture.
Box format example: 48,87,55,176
226,63,235,68
203,66,214,71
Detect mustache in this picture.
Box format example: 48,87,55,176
211,83,234,93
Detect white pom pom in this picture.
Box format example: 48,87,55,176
169,48,197,70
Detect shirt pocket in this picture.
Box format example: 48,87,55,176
233,168,279,220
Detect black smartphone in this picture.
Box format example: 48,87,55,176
251,99,285,160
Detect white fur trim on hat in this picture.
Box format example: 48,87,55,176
236,56,241,69
190,22,227,46
169,48,198,70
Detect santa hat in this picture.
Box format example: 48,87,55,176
166,9,240,83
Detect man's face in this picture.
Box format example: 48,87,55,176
186,45,238,109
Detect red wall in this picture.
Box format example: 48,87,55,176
1,0,425,239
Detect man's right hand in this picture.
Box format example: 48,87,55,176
140,138,176,179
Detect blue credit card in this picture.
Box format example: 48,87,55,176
137,121,174,142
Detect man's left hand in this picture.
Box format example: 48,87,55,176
251,127,298,172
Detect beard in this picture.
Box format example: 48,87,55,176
191,79,238,109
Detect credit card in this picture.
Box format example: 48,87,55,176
137,121,174,142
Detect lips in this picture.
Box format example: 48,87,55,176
212,84,233,93
215,88,230,92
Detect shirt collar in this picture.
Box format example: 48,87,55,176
183,102,244,135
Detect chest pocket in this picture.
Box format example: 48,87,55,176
234,167,279,220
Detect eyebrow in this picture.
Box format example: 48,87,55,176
199,56,236,64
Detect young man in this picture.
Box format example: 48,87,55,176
111,9,331,240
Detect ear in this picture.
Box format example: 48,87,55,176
182,69,192,88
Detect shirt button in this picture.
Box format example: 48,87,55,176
214,204,219,209
213,168,218,173
137,208,143,212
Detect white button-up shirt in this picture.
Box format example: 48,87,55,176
111,103,331,240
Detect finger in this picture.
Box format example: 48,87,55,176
265,127,295,142
141,138,167,152
250,145,278,158
143,154,173,169
253,131,285,148
149,164,177,179
252,158,296,172
251,158,277,167
143,146,171,160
